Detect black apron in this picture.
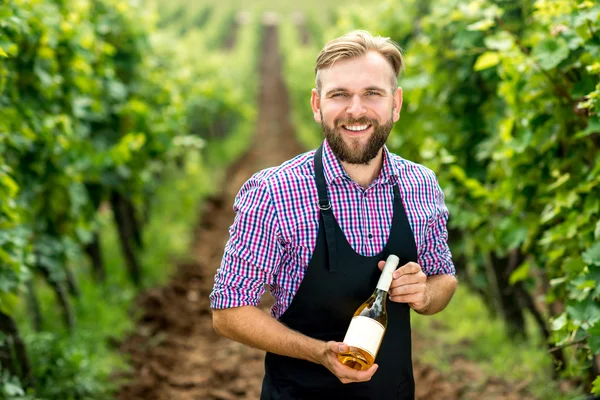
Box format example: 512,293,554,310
261,145,418,400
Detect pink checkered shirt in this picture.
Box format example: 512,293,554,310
210,141,455,318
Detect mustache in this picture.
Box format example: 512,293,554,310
334,117,378,128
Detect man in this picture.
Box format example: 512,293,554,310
210,30,457,400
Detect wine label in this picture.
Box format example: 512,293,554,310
342,316,385,357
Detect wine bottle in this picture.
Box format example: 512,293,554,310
337,254,400,371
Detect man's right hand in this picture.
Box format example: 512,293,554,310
319,341,379,384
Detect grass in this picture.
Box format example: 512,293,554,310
411,285,586,399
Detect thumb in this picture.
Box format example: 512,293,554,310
377,260,385,272
328,341,348,354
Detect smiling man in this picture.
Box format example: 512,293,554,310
210,30,457,400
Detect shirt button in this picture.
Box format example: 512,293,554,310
368,233,373,239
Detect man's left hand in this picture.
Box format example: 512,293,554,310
377,261,430,312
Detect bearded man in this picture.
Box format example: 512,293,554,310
210,30,457,400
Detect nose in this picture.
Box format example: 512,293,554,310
346,94,367,117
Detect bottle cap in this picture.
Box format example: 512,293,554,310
377,255,400,291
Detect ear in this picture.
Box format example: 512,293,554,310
311,88,322,123
392,87,403,122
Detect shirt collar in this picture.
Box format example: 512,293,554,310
321,140,399,188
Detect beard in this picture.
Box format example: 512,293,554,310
321,112,394,165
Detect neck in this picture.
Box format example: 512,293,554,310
340,149,384,189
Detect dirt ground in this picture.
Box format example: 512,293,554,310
116,23,536,400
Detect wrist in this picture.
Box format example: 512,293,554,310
307,339,328,365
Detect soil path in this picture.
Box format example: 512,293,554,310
117,21,535,400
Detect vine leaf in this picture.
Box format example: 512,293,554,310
582,242,600,265
532,37,569,70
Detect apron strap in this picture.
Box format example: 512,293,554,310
393,181,401,202
314,145,337,272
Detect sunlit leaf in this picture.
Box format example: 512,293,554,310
467,18,495,31
473,51,500,70
484,31,514,50
509,261,530,284
551,312,567,331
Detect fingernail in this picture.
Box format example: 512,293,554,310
338,344,345,352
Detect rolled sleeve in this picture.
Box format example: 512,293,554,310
418,178,455,276
210,176,281,309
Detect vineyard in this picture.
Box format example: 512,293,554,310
1,0,599,399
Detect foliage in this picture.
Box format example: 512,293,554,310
0,0,257,396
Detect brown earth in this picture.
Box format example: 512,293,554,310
116,22,536,400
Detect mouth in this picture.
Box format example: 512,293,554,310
341,124,372,134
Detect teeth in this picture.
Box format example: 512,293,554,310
344,125,369,131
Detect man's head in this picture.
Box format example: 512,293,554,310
311,31,404,165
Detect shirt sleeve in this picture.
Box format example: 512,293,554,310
418,176,455,276
209,176,282,309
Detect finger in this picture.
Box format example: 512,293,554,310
394,262,422,278
338,363,378,383
389,283,425,297
377,260,385,271
328,341,348,354
389,274,424,288
389,293,423,303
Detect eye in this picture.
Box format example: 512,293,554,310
331,93,347,98
366,91,380,96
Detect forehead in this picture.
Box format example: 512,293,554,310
319,51,394,92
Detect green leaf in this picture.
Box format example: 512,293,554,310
575,116,600,138
567,299,600,326
551,312,567,331
550,276,568,287
467,18,495,31
509,261,530,284
484,31,514,50
583,242,600,265
0,292,19,315
589,323,600,355
532,37,570,70
474,52,500,71
2,381,25,396
593,375,600,395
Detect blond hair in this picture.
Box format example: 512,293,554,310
315,30,404,95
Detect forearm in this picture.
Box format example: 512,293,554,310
415,274,457,315
212,305,324,364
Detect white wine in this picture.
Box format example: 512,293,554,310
338,255,400,371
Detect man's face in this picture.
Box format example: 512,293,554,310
311,52,403,165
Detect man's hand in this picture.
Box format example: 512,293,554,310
318,341,378,384
378,261,430,312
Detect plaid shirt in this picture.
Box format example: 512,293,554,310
210,140,455,318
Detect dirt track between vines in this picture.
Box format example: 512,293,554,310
117,22,536,400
